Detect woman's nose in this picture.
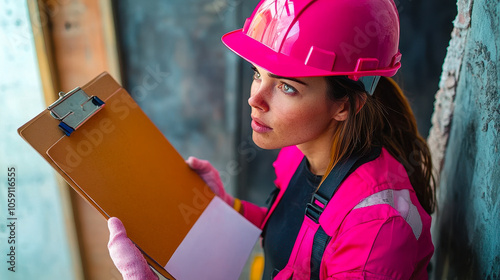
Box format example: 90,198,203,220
248,84,270,112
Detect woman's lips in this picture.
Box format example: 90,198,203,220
251,117,272,133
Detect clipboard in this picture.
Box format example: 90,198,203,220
18,72,261,280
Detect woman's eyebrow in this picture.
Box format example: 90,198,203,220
267,73,308,86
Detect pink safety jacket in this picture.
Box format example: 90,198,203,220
240,146,434,280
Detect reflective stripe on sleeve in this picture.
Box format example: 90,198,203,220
354,189,422,239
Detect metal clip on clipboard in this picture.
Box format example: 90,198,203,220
48,87,105,136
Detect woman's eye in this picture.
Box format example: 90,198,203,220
253,71,261,80
251,66,261,80
279,83,297,95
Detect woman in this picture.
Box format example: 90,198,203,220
108,0,436,279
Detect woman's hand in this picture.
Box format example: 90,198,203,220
107,217,158,280
186,157,235,207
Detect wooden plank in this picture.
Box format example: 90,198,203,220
99,0,121,83
28,0,60,106
26,1,85,279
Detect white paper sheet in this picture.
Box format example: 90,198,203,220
165,196,262,280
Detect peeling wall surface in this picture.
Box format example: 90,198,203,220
431,0,500,278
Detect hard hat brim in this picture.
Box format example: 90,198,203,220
222,29,401,79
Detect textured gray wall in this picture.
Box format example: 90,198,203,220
396,0,456,138
114,0,246,195
430,0,500,278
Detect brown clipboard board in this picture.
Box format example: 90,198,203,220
17,72,216,279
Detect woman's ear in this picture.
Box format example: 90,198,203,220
332,98,350,121
332,94,367,121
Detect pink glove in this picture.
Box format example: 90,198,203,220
107,217,158,280
186,157,235,207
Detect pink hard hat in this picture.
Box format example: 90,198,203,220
222,0,401,82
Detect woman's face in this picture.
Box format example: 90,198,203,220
249,65,345,151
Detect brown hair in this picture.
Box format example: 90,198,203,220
323,76,436,214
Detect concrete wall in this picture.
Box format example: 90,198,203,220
114,0,251,197
396,0,456,138
430,0,500,278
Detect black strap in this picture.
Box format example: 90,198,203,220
308,147,381,280
310,226,331,278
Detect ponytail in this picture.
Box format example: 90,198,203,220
373,77,436,214
323,76,436,214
